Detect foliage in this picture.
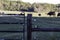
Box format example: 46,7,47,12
0,0,59,12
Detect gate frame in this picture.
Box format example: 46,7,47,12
27,14,60,40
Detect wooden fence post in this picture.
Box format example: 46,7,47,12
27,14,32,40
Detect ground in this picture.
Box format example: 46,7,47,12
0,10,59,17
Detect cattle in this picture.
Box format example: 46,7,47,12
2,12,4,15
57,13,60,16
38,14,41,16
47,11,55,16
0,12,4,15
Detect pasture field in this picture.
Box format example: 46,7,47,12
0,10,53,17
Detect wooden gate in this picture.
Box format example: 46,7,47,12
27,14,60,40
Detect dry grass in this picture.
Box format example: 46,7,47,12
0,10,59,17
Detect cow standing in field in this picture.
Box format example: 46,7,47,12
57,13,60,16
47,11,55,16
38,14,41,16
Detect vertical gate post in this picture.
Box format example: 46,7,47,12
23,13,25,40
27,14,32,40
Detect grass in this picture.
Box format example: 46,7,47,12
0,10,52,17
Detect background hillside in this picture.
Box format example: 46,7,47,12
0,0,59,13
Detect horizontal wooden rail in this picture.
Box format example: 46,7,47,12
32,28,60,32
4,39,21,40
0,31,24,33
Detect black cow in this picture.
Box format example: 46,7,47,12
47,11,55,16
38,14,41,16
57,13,60,16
